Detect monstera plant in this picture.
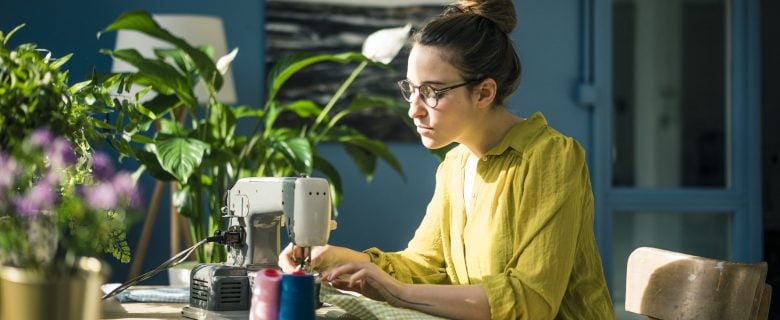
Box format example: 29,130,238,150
94,11,411,263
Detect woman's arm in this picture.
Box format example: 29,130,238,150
321,262,491,320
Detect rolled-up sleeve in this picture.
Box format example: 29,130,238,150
364,164,451,285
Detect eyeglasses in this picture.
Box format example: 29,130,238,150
397,78,481,108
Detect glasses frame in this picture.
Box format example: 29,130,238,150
397,78,482,108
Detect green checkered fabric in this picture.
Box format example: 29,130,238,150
319,283,447,320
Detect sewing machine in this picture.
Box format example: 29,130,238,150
182,176,333,317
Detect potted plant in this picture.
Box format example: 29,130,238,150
94,11,412,266
0,25,140,320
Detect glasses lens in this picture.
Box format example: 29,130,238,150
419,85,437,108
398,80,413,102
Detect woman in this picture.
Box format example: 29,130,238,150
280,0,615,318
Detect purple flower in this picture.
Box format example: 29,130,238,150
42,169,61,186
13,197,40,217
0,152,17,190
47,138,77,168
27,182,56,211
84,183,118,210
13,198,39,216
30,128,53,147
112,172,140,207
92,153,115,181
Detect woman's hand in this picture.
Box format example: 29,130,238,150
321,262,492,320
279,243,309,272
278,243,370,273
320,262,410,307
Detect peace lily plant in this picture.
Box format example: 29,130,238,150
95,11,412,263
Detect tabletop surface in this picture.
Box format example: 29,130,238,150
102,299,185,320
101,299,348,320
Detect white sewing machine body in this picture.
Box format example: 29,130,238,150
186,176,332,314
226,176,332,267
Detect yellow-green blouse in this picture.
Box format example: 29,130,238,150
364,112,615,319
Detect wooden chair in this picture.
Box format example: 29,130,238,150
625,247,772,320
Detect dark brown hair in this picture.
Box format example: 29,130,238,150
413,0,521,105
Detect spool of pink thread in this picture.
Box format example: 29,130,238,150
251,268,282,320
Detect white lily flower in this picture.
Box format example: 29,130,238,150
361,24,412,64
216,47,239,75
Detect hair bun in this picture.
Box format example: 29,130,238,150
455,0,517,34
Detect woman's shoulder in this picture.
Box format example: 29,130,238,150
505,112,584,155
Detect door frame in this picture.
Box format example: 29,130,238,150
589,0,762,286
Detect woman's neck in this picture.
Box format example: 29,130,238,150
462,108,522,158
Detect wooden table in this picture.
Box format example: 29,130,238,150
101,298,350,319
102,299,184,319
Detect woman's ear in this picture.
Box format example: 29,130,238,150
475,78,497,109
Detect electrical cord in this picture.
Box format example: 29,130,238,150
102,228,244,301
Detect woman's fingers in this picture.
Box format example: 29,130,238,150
291,245,311,264
279,243,296,272
319,262,394,301
279,243,312,272
321,262,361,281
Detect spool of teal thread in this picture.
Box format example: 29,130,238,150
279,271,315,320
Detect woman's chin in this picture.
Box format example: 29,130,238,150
420,137,447,150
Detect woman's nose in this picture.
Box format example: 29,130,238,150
407,94,427,119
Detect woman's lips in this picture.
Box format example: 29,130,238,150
416,125,433,134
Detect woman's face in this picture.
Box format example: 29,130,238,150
406,45,479,150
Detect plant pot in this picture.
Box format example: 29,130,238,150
0,257,106,320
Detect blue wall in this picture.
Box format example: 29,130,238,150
0,1,264,107
0,0,265,284
0,0,441,284
1,0,584,286
318,144,438,252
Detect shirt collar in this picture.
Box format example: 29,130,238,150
483,111,548,156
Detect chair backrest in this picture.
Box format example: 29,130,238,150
757,284,772,320
625,247,770,320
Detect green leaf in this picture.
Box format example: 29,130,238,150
173,184,191,214
339,134,405,180
1,24,25,46
266,52,376,106
154,47,194,75
159,119,186,136
49,53,73,70
105,49,177,93
141,93,180,117
104,48,197,107
69,80,92,93
264,101,282,133
91,119,113,130
232,106,264,119
342,142,377,182
329,95,403,128
108,138,137,159
207,101,236,140
283,100,323,118
155,135,210,183
134,101,156,120
273,137,313,175
101,11,223,91
129,133,155,145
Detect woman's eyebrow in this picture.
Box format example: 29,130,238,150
406,78,448,85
